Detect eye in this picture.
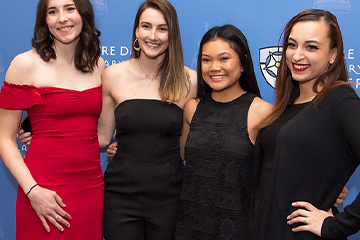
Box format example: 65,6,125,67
287,42,296,48
159,27,168,32
221,57,229,61
202,58,210,62
67,6,76,12
307,44,319,50
141,24,150,29
48,9,56,15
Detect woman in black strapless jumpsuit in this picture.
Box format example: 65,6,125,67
103,100,184,239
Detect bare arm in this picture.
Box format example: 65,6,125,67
247,97,273,144
0,53,71,233
180,98,199,160
97,67,116,148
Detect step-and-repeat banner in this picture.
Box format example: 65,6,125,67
0,1,359,239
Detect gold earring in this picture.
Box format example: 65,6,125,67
133,38,140,51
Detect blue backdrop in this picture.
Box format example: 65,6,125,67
0,0,359,239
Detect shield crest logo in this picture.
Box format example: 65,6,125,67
259,46,283,88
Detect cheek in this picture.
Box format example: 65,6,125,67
285,52,293,69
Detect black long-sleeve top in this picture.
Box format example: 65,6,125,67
259,85,360,239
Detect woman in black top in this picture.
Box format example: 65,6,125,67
256,9,360,239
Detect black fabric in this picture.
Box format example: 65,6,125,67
103,99,183,240
251,102,308,240
259,85,360,240
175,93,256,240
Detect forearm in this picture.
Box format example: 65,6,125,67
0,139,37,194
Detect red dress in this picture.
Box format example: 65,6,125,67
0,81,104,240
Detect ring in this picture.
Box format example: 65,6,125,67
303,217,307,224
55,215,59,221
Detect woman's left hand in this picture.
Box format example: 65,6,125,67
287,201,334,237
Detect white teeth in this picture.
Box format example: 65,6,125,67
294,64,309,69
211,75,225,79
59,27,71,32
148,43,159,47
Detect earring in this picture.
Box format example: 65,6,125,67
49,33,53,41
133,38,140,51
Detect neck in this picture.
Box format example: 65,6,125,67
138,54,163,79
295,80,319,104
53,40,78,64
211,85,246,103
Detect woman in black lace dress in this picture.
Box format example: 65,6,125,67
174,24,272,240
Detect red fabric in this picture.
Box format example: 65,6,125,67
5,85,104,240
0,81,43,109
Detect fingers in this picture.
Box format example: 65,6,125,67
38,215,51,233
106,142,118,159
18,130,32,145
292,201,317,211
29,188,71,232
54,194,72,221
287,208,309,222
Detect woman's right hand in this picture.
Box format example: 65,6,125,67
27,185,72,232
18,129,32,146
106,142,118,159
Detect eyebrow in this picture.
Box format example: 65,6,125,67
47,3,75,11
288,37,321,45
202,52,231,57
140,21,167,27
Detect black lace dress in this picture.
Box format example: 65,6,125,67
175,93,256,240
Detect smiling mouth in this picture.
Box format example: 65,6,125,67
210,75,226,81
147,42,160,48
58,26,72,32
292,63,310,72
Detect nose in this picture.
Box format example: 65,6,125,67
210,61,221,71
59,11,68,23
292,47,304,62
149,29,157,41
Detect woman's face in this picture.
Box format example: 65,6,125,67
285,20,337,85
135,8,169,60
201,39,243,95
46,0,83,45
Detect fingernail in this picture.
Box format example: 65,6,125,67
287,215,290,219
292,202,296,206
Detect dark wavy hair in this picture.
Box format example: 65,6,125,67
196,24,261,98
258,9,348,129
31,0,101,73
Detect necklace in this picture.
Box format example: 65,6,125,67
138,59,158,80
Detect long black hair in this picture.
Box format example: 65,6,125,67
197,24,261,98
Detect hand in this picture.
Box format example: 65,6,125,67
106,142,118,159
287,201,333,237
18,129,32,146
27,185,72,232
334,186,348,207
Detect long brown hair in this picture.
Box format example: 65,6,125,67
259,9,348,129
131,0,189,102
31,0,101,73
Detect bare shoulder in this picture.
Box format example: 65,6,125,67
102,60,132,85
97,56,106,72
249,97,273,118
183,98,200,124
184,66,197,99
5,49,41,85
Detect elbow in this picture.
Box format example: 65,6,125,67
98,135,111,149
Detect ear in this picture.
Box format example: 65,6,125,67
135,27,139,39
329,47,337,64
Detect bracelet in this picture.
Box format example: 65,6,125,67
25,183,39,197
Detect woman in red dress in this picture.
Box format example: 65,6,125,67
0,0,105,239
